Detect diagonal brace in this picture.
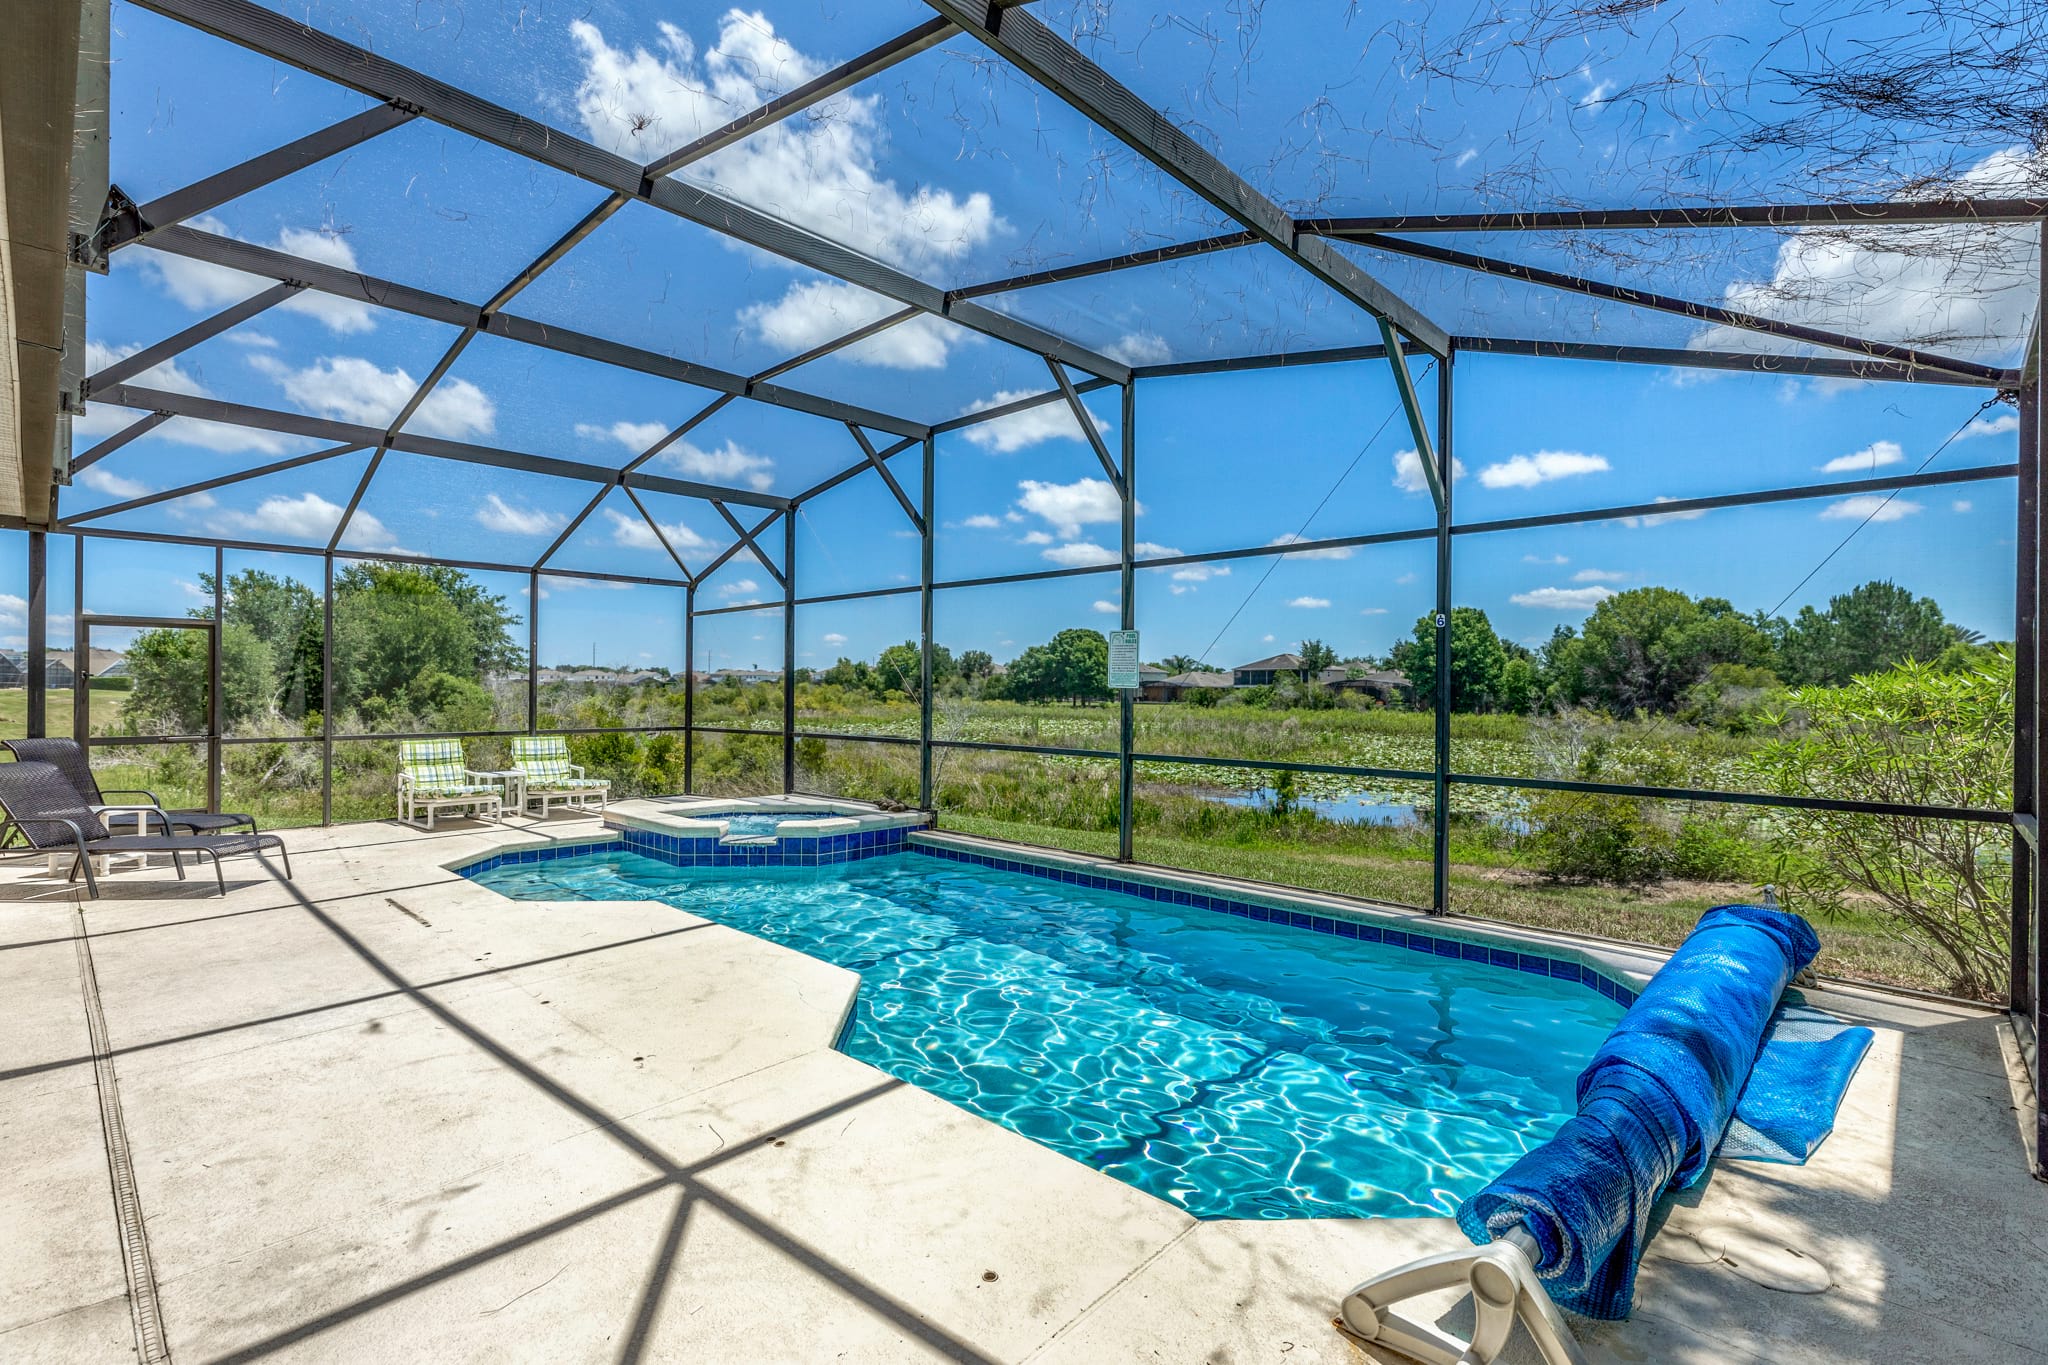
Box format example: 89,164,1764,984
1045,356,1123,493
1379,319,1443,512
846,425,924,534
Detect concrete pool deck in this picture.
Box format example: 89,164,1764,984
2,813,2043,1364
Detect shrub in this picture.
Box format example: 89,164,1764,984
1527,791,1671,884
1747,654,2012,998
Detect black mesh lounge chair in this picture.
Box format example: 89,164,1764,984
1,738,257,836
0,761,291,898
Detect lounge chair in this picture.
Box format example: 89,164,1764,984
397,739,503,829
2,737,258,837
510,736,609,817
0,760,292,898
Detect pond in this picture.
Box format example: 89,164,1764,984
1211,788,1421,826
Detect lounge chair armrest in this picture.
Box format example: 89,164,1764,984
93,802,176,835
99,787,164,805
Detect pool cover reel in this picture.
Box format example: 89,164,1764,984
1340,904,1822,1362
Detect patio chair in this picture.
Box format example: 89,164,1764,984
0,760,292,899
397,739,503,829
510,736,609,817
2,737,259,838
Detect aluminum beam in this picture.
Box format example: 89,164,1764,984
69,411,170,473
919,1,1449,357
59,442,361,525
1380,320,1442,510
1046,357,1122,492
1349,233,2007,385
99,103,416,253
1450,337,2011,388
142,224,931,439
83,282,300,396
712,501,786,588
845,425,923,533
96,383,794,509
1304,200,2048,234
134,0,1131,383
950,231,1258,300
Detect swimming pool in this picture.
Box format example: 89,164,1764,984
469,848,1623,1220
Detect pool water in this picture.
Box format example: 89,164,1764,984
717,811,842,837
470,851,1621,1219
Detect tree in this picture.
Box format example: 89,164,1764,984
874,640,954,698
1297,639,1337,676
1538,625,1587,708
1005,628,1111,704
1749,653,2013,999
1777,579,1961,686
1575,587,1773,716
1497,656,1540,713
335,562,524,676
957,649,994,680
1157,653,1211,675
1399,607,1506,711
125,623,276,732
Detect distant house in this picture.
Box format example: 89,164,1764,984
0,651,22,688
43,656,74,689
1318,666,1413,705
701,668,782,686
533,667,671,686
1232,653,1309,687
1146,670,1232,702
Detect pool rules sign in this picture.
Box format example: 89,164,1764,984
1107,630,1141,691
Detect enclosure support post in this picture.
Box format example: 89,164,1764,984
1118,381,1136,863
683,586,696,796
2015,370,2037,1024
1431,350,1455,915
527,570,540,737
71,539,86,747
2028,222,2047,1179
208,547,223,812
321,553,333,825
919,435,936,810
783,512,797,794
26,531,46,739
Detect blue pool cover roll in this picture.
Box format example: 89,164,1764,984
1721,998,1874,1164
1456,904,1821,1319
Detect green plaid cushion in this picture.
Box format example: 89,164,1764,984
401,739,492,795
514,737,608,791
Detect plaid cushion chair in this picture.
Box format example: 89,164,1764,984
397,739,502,829
510,736,608,816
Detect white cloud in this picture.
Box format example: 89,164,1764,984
719,578,762,596
1395,571,1418,585
1042,541,1115,567
1288,596,1332,609
207,492,407,552
1105,331,1171,367
739,280,966,369
1392,447,1465,494
1017,530,1053,546
1571,568,1630,583
476,494,563,536
822,632,847,646
1477,450,1610,489
77,466,151,500
131,215,376,334
959,514,1003,530
1091,600,1119,615
1016,477,1123,539
604,507,713,552
1266,533,1353,561
1511,585,1617,610
963,390,1110,453
1692,147,2043,362
1953,499,1974,513
1360,606,1389,615
577,420,671,452
1963,411,2020,440
1170,563,1230,583
251,355,495,439
662,439,774,492
1133,541,1178,558
571,15,1000,273
1621,497,1709,528
1820,494,1921,523
1819,439,1905,475
1523,553,1569,565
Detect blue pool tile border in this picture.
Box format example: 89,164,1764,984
457,821,920,879
455,825,1637,1007
906,842,1642,1007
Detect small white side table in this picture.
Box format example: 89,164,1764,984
472,770,526,819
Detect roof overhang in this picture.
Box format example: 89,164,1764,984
1,0,103,527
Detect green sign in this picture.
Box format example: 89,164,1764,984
1107,629,1140,690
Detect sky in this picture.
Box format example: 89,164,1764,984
18,1,2033,673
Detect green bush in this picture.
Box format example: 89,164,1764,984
1527,791,1671,884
